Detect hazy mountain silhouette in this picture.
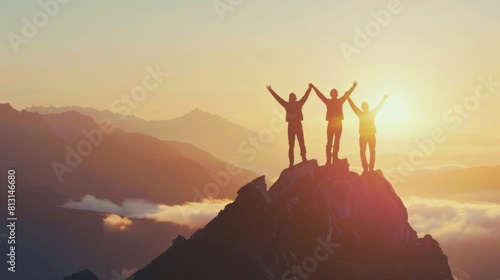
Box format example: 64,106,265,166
26,106,256,151
339,131,500,174
26,106,500,179
117,160,452,280
2,103,259,204
26,105,287,175
0,103,262,279
398,165,500,203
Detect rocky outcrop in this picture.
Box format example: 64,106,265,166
131,160,453,280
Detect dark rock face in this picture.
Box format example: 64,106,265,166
63,269,99,280
132,160,453,280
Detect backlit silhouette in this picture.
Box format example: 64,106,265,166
267,84,312,167
347,95,388,173
310,81,357,165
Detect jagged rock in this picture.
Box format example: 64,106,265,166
131,160,453,280
172,235,187,248
236,175,271,205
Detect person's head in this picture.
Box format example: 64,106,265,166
330,89,338,99
362,102,369,112
289,93,297,102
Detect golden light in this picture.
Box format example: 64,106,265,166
373,90,415,137
378,94,411,119
103,214,133,231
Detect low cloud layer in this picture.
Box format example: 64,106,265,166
63,195,232,229
404,196,500,240
64,195,500,278
404,196,500,279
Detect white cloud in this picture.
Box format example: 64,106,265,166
103,214,133,231
63,195,232,229
146,199,232,228
404,196,500,241
404,196,500,280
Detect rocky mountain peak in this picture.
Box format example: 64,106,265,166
129,159,453,280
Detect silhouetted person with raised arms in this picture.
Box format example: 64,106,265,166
347,94,388,173
267,84,312,167
310,81,358,165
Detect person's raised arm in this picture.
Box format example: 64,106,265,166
342,81,358,101
347,97,362,116
299,84,312,105
310,83,328,104
373,94,388,114
266,85,287,107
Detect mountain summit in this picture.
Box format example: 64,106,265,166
130,160,453,280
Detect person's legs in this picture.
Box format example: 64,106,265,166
288,123,296,167
332,121,343,162
295,123,307,162
368,134,376,172
326,122,334,165
359,136,368,173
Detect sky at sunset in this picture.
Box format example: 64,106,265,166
1,0,500,141
2,1,500,279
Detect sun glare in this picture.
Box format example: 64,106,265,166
381,95,410,118
375,94,414,135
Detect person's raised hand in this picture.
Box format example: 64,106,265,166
353,81,358,87
266,85,272,91
383,94,389,100
309,83,314,88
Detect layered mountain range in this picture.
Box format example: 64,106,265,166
0,103,258,279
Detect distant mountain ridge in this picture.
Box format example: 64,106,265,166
1,103,264,279
2,103,259,204
26,105,257,146
26,105,500,180
398,164,500,202
26,105,287,176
